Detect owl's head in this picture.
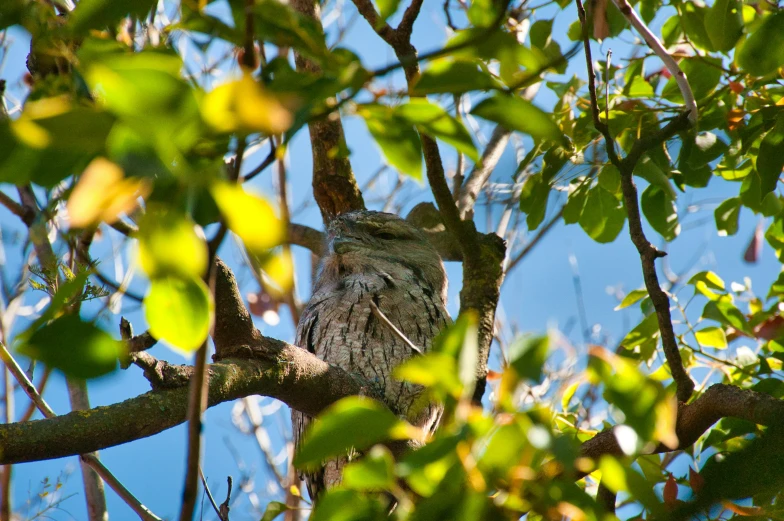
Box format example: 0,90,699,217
318,210,447,298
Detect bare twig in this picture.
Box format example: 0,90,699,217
611,0,697,124
457,125,512,219
505,206,564,273
198,467,226,521
369,300,423,355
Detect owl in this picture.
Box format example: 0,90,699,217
292,210,451,499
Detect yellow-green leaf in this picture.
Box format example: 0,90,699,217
136,207,207,279
211,182,284,255
695,326,728,349
144,275,213,353
202,73,294,135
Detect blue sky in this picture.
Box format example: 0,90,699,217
1,1,780,519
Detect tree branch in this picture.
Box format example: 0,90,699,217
0,343,380,465
575,0,695,402
290,0,365,223
580,383,784,462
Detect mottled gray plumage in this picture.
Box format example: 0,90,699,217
292,210,450,499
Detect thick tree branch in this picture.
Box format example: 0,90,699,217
575,0,695,402
0,344,380,465
290,0,365,223
580,383,784,462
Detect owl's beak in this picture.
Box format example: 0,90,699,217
329,235,358,254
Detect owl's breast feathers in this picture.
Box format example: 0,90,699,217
296,264,449,417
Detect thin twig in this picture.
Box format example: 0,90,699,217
0,341,162,521
505,206,564,272
369,300,422,355
198,467,226,521
458,125,512,219
611,0,697,124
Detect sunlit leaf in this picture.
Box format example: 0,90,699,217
294,397,416,470
67,157,150,228
211,182,284,255
615,289,648,311
471,94,564,143
202,73,294,135
260,501,290,521
689,271,726,300
375,0,402,22
135,207,207,279
144,275,213,353
20,315,123,379
695,326,728,349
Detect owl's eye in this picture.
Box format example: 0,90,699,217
375,231,397,241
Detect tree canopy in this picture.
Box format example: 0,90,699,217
1,0,784,520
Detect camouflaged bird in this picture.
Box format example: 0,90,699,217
292,210,450,499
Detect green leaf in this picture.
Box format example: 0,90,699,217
679,2,714,52
20,315,123,379
737,11,784,76
359,105,423,180
705,0,743,53
210,182,285,255
695,326,728,349
598,164,621,195
135,208,207,279
69,0,157,34
615,289,648,311
253,0,328,60
703,300,751,336
294,397,413,470
641,185,680,241
396,100,478,161
375,0,402,21
144,275,213,353
587,350,669,445
714,197,741,236
471,94,564,143
563,177,590,224
342,446,395,491
507,335,549,383
578,186,626,243
519,173,550,230
619,313,660,361
757,115,784,198
309,490,387,521
411,60,500,95
260,502,290,521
